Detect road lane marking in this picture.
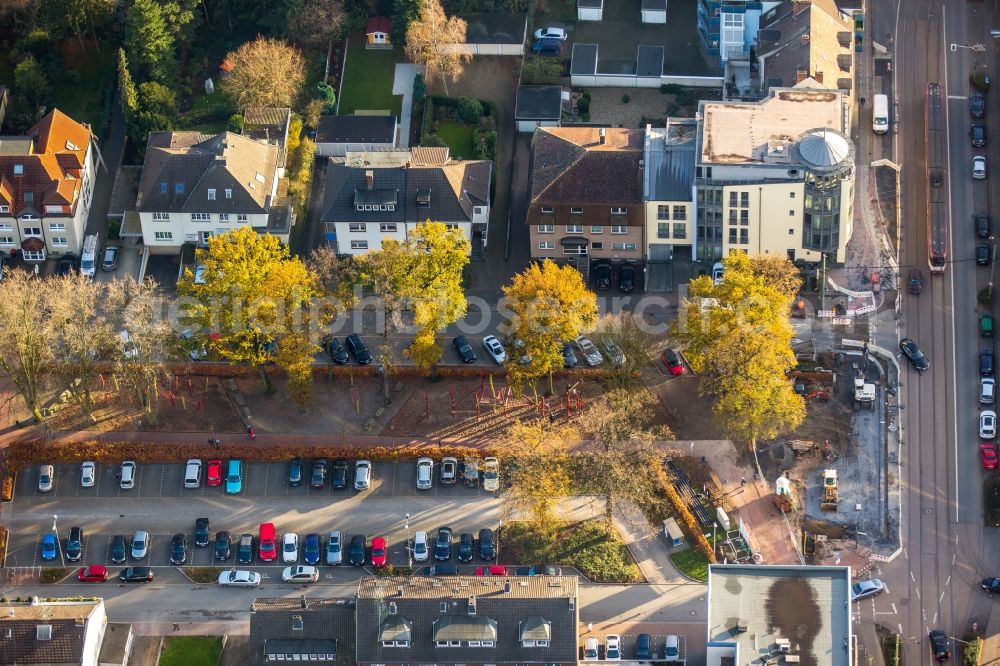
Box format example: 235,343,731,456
910,571,916,582
898,623,903,634
947,95,966,99
892,603,898,614
939,591,946,603
944,575,950,586
915,587,920,599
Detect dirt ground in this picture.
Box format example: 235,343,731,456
585,88,713,128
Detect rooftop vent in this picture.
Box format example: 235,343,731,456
504,581,511,593
599,128,606,145
292,615,304,631
65,140,80,151
389,602,397,615
776,638,791,653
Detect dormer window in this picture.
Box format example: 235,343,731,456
417,189,431,207
356,205,363,212
208,189,216,200
0,205,9,214
611,207,627,215
13,164,23,175
388,204,395,211
541,206,554,214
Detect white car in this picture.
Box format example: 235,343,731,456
712,261,725,285
575,335,604,366
282,565,319,583
354,459,372,490
605,634,621,660
282,533,299,563
982,410,997,439
482,456,500,492
850,578,885,602
131,530,149,559
533,26,567,40
326,531,342,565
482,335,507,364
413,530,429,562
80,461,95,488
218,569,261,587
975,155,988,180
983,378,996,405
416,457,433,490
38,464,54,492
120,461,136,489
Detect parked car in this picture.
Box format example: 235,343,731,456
983,378,996,405
482,457,500,492
440,456,458,485
928,629,950,661
119,567,154,583
619,264,636,293
287,457,303,486
475,564,508,576
479,528,495,560
303,533,321,565
850,579,885,602
978,242,992,266
349,534,366,566
77,565,108,582
908,268,923,295
899,338,929,372
65,526,83,561
976,213,992,239
575,336,603,366
169,533,188,564
563,342,578,368
218,569,261,587
982,577,1000,593
258,523,277,562
57,255,76,276
602,339,625,367
971,91,986,118
119,329,138,359
354,459,372,490
332,458,350,489
238,533,254,564
327,531,342,565
345,334,372,364
101,246,120,272
327,336,349,364
225,459,243,494
413,531,429,562
606,634,621,661
195,518,210,547
482,335,507,364
635,633,652,660
458,533,474,562
981,410,997,439
981,444,998,470
282,533,299,563
38,464,54,492
593,262,611,290
371,536,387,567
982,314,994,338
310,459,327,489
712,262,725,285
110,534,127,563
983,348,994,376
281,565,319,583
80,461,95,488
533,26,567,40
416,457,433,490
531,38,562,55
584,637,599,661
435,527,453,561
183,458,202,489
131,530,149,560
119,461,136,489
41,533,58,561
453,335,477,363
206,459,222,486
664,634,681,661
215,531,232,561
974,155,988,179
972,123,987,147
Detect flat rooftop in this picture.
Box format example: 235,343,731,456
700,85,843,165
707,564,851,666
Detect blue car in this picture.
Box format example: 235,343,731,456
41,533,58,561
225,459,243,494
303,533,321,565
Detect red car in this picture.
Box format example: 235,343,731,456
475,565,508,576
982,444,998,470
206,459,223,487
371,536,387,567
258,523,277,562
77,564,108,582
661,349,684,375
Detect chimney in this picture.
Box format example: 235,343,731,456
365,170,374,190
599,128,606,145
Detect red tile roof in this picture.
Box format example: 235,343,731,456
367,16,392,34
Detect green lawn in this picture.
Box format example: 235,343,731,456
51,48,116,136
669,547,709,582
501,519,643,583
437,121,475,159
179,92,237,135
159,636,223,666
338,37,404,116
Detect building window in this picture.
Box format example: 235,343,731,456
175,182,185,194
673,223,686,239
537,224,554,233
351,240,369,250
562,245,587,255
612,243,636,251
0,205,8,213
154,231,173,241
387,204,395,211
789,210,795,216
219,214,229,221
540,206,554,214
191,213,211,222
23,227,41,236
740,192,750,207
0,224,11,231
789,228,795,235
538,241,555,250
610,207,627,216
380,223,398,232
673,205,686,220
12,164,22,175
657,205,670,220
590,226,603,234
22,250,44,261
225,189,232,199
657,223,669,239
45,205,62,214
740,210,749,225
200,232,212,244
160,182,167,194
789,191,796,198
20,214,37,221
591,242,603,250
566,224,583,233
729,191,737,207
611,225,627,234
0,236,13,246
522,640,549,647
48,223,66,231
468,641,481,647
740,229,749,244
152,212,169,221
571,207,583,215
208,189,216,200
728,210,736,225
446,224,459,230
50,237,68,246
237,214,248,222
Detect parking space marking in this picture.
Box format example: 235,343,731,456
262,464,270,497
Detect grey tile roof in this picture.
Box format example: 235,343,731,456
249,597,355,666
578,0,602,7
515,86,563,121
356,576,578,665
321,165,406,223
571,44,599,75
644,121,697,201
530,127,644,205
316,116,398,145
0,600,100,665
135,131,279,214
642,0,666,9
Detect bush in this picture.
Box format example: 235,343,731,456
303,99,325,130
314,82,336,113
184,567,223,583
422,98,436,138
2,474,13,502
521,56,562,85
576,96,590,115
502,520,643,583
412,74,426,103
473,128,497,161
962,636,982,666
456,97,482,124
654,464,715,564
419,133,448,148
622,94,630,103
227,113,244,133
979,286,992,308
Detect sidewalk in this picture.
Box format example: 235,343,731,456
613,499,685,584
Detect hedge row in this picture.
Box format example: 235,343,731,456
428,95,497,118
654,463,716,564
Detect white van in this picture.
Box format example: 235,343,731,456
872,94,889,134
584,637,599,661
184,459,202,488
80,234,98,277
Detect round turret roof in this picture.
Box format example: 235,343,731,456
797,129,850,167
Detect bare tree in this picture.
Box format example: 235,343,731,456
221,37,306,109
288,0,345,51
404,0,471,95
0,270,53,422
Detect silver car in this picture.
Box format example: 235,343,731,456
981,410,997,439
850,578,885,602
416,457,433,490
326,531,342,565
131,530,149,560
80,461,95,488
38,464,54,493
482,335,507,364
354,459,372,490
575,335,604,366
217,569,261,587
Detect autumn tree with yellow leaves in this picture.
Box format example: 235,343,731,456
404,0,471,95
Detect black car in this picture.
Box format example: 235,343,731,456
619,264,636,293
310,459,327,489
66,526,83,562
899,338,929,373
978,242,992,266
982,577,1000,593
976,214,991,239
453,335,477,363
346,334,372,364
434,527,453,561
57,255,76,276
349,534,366,566
288,457,303,486
478,528,495,560
907,268,923,295
972,123,987,148
538,564,562,576
982,348,994,377
562,342,578,368
101,246,120,272
331,458,349,489
594,263,611,290
458,532,474,562
971,91,986,119
237,533,254,564
327,337,349,364
514,566,537,576
929,629,950,661
214,531,231,561
110,534,127,563
119,566,154,583
195,518,210,547
169,533,188,564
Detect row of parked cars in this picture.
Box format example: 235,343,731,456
450,334,624,369
583,633,681,662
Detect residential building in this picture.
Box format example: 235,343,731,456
0,597,108,666
526,127,644,282
643,120,697,289
706,564,851,666
250,597,355,666
242,107,292,172
123,129,293,253
320,147,491,255
694,82,854,264
0,108,97,262
697,0,782,61
366,16,392,48
515,86,563,133
355,575,579,666
315,115,399,157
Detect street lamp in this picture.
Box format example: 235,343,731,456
52,514,64,568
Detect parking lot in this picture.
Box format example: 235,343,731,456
6,460,503,576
